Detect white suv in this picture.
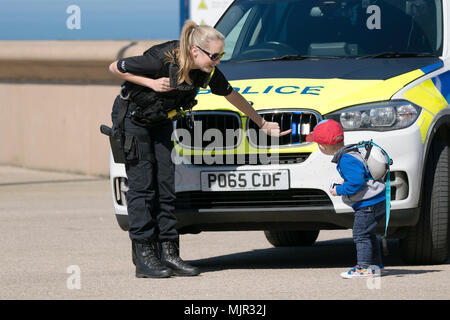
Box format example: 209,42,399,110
110,0,450,264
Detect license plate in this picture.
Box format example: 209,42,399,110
200,170,290,191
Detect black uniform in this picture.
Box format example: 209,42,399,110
111,40,233,243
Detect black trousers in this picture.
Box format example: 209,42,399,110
112,96,178,242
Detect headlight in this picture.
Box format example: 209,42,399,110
325,100,421,131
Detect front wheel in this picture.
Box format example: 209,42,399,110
400,141,449,264
115,214,129,231
264,230,320,247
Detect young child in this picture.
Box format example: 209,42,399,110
306,119,386,278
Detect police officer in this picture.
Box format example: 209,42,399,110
108,20,290,278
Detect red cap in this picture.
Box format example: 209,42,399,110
306,119,344,145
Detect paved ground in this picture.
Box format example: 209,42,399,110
0,165,449,301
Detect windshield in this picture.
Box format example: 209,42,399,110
216,0,443,61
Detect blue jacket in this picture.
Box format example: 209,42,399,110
335,152,386,210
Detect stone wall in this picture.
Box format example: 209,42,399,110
0,40,163,176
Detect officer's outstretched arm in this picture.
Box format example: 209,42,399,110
225,89,291,137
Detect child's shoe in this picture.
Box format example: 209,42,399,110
340,266,380,279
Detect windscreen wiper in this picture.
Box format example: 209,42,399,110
356,52,437,59
235,54,341,63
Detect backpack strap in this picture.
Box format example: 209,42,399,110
331,144,358,164
332,144,370,181
369,141,392,241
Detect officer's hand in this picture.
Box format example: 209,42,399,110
150,77,175,92
260,120,292,137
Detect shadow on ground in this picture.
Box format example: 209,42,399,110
190,237,448,277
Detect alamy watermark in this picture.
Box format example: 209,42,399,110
171,125,281,166
366,265,382,290
66,5,81,30
66,265,81,290
366,5,381,30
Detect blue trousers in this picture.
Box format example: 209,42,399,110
352,200,386,268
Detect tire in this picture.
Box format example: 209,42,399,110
264,230,320,247
115,214,129,231
400,141,449,265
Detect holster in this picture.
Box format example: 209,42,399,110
100,95,129,164
109,126,127,164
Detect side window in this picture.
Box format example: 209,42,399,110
222,9,251,60
247,5,289,47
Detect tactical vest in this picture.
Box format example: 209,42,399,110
122,40,212,127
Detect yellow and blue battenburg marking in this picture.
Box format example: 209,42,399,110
403,61,449,142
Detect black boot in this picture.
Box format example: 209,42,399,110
160,240,200,276
133,239,173,278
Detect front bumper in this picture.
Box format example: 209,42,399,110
110,120,424,233
173,206,419,234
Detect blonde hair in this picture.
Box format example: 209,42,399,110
166,20,224,85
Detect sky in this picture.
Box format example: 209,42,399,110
0,0,181,40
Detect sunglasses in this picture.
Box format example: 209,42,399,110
196,46,225,61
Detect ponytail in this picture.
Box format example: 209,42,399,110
167,20,224,85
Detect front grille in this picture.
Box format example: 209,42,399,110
174,111,242,149
180,153,311,166
175,189,332,209
247,110,320,147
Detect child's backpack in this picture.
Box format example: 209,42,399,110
353,140,393,181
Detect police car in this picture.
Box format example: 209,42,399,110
110,0,450,264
